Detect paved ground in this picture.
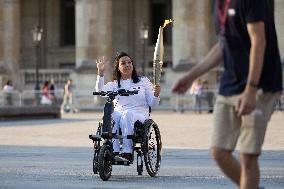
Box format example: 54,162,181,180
0,111,284,188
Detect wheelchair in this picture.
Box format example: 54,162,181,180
89,89,162,181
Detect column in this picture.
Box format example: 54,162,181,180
172,0,211,68
74,0,112,94
0,1,4,86
1,0,21,89
275,0,284,60
75,0,112,73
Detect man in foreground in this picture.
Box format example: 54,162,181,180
172,0,282,188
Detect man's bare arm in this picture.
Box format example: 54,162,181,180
245,21,266,92
172,43,223,94
187,43,223,79
236,21,266,116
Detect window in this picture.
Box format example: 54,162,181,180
150,0,172,45
60,0,75,46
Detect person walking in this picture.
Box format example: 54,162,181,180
172,0,282,189
61,79,78,113
193,79,204,114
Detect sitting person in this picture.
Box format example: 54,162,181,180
95,52,161,161
41,81,53,105
3,80,14,106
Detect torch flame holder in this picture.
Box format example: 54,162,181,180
153,59,163,85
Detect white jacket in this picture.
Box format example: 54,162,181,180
95,75,160,112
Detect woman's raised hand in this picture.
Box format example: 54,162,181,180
96,56,109,76
153,85,161,97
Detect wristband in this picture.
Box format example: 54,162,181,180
247,80,258,89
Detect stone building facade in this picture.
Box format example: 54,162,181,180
0,0,283,93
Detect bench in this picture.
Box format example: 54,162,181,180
0,106,61,120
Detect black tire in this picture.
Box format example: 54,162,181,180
137,165,143,175
137,154,143,175
93,150,98,174
92,125,102,174
142,119,162,177
98,144,112,181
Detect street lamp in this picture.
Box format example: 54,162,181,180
140,24,148,76
31,25,43,105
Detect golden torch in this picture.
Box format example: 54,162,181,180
153,19,173,85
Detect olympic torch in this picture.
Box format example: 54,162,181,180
153,19,173,85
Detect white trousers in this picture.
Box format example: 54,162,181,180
112,109,148,153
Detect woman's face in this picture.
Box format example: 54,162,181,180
118,56,133,79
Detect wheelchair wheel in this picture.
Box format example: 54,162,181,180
142,119,162,177
98,144,112,181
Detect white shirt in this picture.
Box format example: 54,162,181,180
95,75,160,112
3,85,13,93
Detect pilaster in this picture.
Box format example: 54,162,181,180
172,0,211,68
1,0,21,89
275,0,284,61
74,0,112,91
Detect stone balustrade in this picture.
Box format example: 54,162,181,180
20,69,72,89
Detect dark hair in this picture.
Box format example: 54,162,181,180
43,81,49,87
113,52,140,88
6,80,11,86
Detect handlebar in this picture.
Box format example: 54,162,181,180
93,89,139,97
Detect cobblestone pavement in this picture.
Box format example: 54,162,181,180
0,111,283,188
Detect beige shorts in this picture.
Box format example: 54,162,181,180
211,90,280,154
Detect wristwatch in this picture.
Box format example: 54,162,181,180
247,80,258,89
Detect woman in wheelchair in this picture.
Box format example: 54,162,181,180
95,52,161,162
